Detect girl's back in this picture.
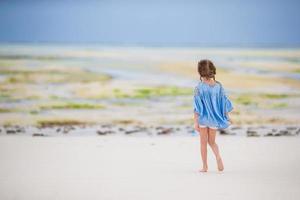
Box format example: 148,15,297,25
194,80,233,129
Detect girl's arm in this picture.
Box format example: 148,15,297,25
226,111,233,124
194,112,201,132
221,84,234,124
193,86,202,132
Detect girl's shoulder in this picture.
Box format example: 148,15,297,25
194,83,200,96
195,81,204,90
215,81,225,91
215,81,230,96
215,80,223,87
194,81,204,96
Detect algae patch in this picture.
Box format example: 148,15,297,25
40,102,105,110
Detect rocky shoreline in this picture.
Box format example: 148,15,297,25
1,124,299,137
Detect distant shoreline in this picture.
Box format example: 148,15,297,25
0,42,300,49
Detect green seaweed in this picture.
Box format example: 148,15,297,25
270,103,288,108
0,93,11,101
0,108,14,113
133,86,192,98
292,69,300,74
112,119,140,124
1,69,112,84
234,95,253,105
285,57,300,64
234,92,296,106
49,95,61,100
40,102,105,110
113,89,130,98
0,60,15,67
29,110,40,115
260,93,289,99
37,119,89,127
111,86,192,99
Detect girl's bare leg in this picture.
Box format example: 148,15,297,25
208,128,224,171
199,127,209,172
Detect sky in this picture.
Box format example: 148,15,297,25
0,0,299,46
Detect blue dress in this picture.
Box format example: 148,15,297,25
193,81,233,129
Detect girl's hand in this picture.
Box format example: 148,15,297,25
226,112,233,124
194,123,201,132
229,117,233,124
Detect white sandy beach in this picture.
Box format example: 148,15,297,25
0,134,299,200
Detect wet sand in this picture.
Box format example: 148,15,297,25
0,134,299,200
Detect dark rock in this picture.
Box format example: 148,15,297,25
101,124,112,128
32,133,45,136
97,130,107,135
219,129,229,135
97,130,106,135
274,133,281,136
118,127,125,131
62,126,74,134
6,130,16,134
125,129,141,134
247,130,259,137
107,130,115,134
15,126,25,133
97,130,115,135
286,126,297,130
175,127,180,131
219,130,235,135
264,133,273,137
157,128,173,135
56,128,61,132
279,130,294,136
134,126,147,131
63,128,70,134
156,126,164,130
279,130,289,136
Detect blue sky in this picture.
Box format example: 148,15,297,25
0,0,299,46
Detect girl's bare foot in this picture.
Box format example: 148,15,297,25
216,157,224,171
198,166,208,172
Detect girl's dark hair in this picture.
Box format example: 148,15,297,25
197,59,216,81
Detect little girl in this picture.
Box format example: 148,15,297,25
193,59,233,173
